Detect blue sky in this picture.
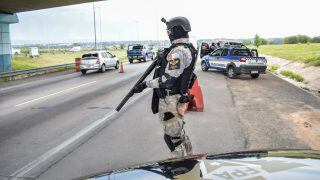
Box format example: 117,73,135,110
10,0,320,44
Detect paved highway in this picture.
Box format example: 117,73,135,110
0,62,151,179
0,61,319,179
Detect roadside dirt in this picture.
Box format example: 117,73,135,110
226,72,320,150
283,110,320,150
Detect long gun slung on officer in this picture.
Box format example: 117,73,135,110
115,58,158,112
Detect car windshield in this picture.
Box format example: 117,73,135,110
128,45,143,50
230,49,252,56
82,53,98,59
1,0,320,179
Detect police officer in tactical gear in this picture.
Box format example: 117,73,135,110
133,16,197,158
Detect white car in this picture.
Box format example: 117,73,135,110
80,51,119,74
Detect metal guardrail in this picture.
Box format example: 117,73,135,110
0,63,75,78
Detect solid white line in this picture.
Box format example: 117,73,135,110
9,89,151,179
15,81,97,107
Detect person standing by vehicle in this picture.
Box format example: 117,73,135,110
133,16,197,158
210,43,216,51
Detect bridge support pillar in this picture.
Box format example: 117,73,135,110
0,13,18,73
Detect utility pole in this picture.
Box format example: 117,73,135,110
92,2,97,50
95,7,102,49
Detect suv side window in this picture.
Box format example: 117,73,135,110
100,52,106,58
106,52,113,58
100,52,105,58
221,49,228,56
212,49,223,56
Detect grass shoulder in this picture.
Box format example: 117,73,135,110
280,70,305,82
251,43,320,66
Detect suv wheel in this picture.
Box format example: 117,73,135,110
143,56,147,62
129,59,133,63
115,61,119,69
251,73,260,79
227,66,237,79
100,64,106,73
201,62,208,71
81,70,87,75
151,55,154,60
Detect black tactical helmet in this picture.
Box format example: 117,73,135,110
161,16,191,32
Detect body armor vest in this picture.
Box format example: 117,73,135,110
151,42,197,114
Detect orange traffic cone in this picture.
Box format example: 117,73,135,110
119,61,125,73
184,79,204,112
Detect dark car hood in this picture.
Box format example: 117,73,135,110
76,150,320,180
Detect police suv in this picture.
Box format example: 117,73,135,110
200,46,267,79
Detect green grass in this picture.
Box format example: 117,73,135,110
12,49,127,70
268,64,280,73
254,43,320,66
280,70,305,82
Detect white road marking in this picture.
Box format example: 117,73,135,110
15,81,97,107
9,89,151,179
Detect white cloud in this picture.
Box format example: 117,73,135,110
10,0,320,43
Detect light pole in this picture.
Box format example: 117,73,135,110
92,2,97,50
95,7,103,50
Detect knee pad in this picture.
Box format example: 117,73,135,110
164,134,182,152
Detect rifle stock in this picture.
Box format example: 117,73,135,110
115,60,158,112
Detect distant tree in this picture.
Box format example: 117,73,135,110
311,36,320,43
261,38,268,45
254,34,262,48
284,35,311,44
284,36,298,44
119,44,125,49
297,35,311,43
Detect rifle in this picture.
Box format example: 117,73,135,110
115,59,158,112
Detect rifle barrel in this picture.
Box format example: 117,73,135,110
115,60,157,112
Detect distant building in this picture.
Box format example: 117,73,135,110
69,46,81,52
11,48,20,55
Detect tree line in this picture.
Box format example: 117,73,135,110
248,34,320,47
284,35,320,44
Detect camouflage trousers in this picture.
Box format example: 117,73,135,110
159,94,193,158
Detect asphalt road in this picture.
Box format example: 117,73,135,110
0,61,151,179
0,62,319,180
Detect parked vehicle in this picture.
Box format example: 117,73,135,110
29,47,39,57
80,51,119,74
127,44,154,63
201,46,267,79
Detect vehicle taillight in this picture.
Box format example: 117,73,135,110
96,59,101,64
239,58,246,62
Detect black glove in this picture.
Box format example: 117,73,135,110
178,94,194,103
133,81,147,93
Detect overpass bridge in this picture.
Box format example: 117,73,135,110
0,0,103,73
